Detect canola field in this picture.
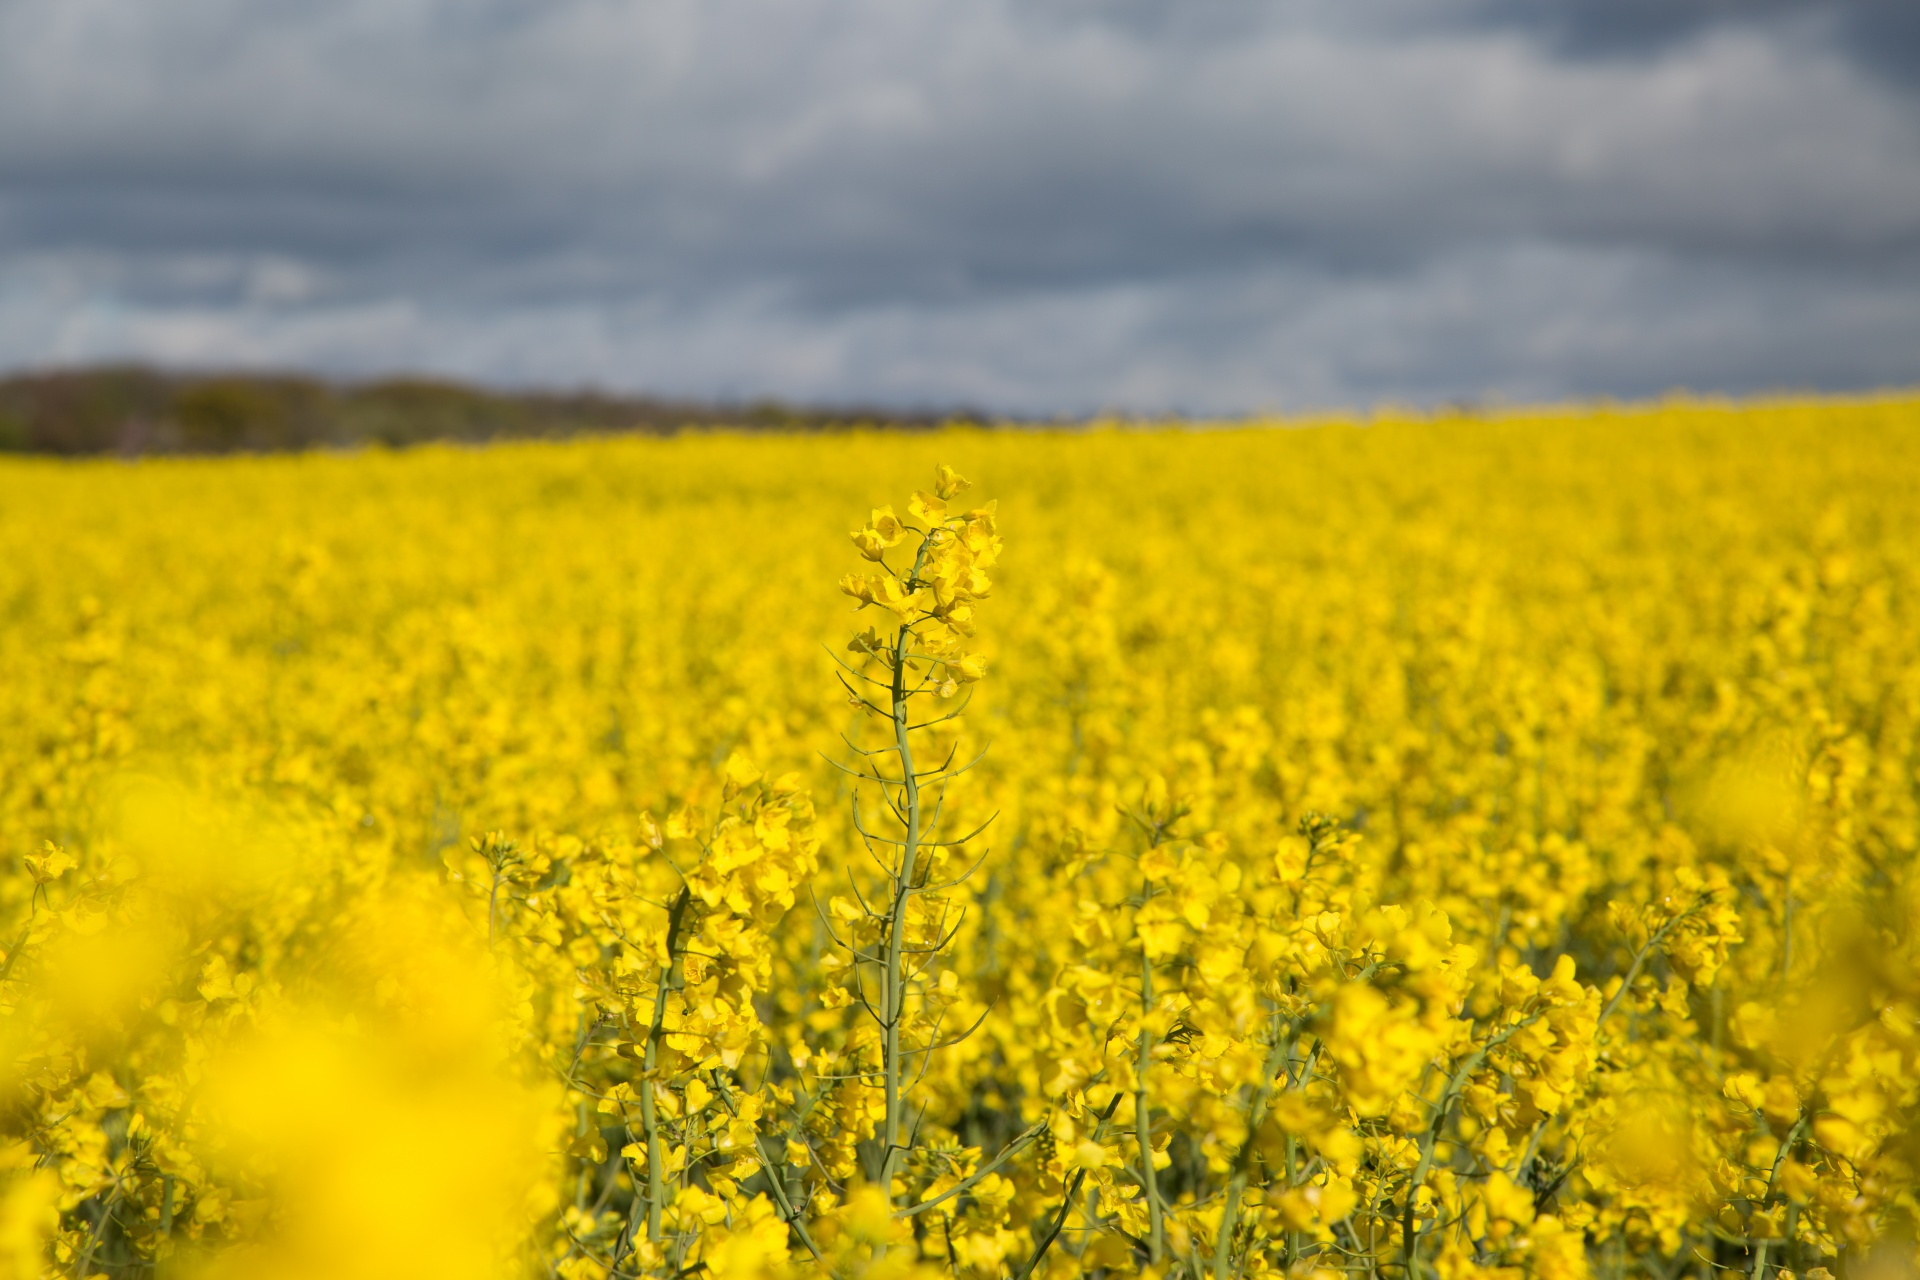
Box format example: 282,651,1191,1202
1,399,1917,1280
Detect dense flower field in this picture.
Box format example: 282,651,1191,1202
1,399,1917,1280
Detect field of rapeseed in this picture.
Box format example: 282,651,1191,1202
1,399,1917,1280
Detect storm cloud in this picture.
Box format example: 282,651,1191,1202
2,0,1917,412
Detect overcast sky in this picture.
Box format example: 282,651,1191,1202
2,0,1917,414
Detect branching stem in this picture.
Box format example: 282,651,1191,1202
877,536,935,1216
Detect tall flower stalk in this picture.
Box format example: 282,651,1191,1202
830,465,1001,1216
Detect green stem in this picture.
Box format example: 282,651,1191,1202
1597,899,1708,1031
703,1067,821,1260
639,888,691,1244
1014,1096,1124,1280
1750,1110,1812,1280
878,537,934,1213
1137,925,1165,1266
899,1120,1048,1219
1213,1020,1294,1279
1401,1016,1538,1280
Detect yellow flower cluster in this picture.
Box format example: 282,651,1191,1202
0,396,1917,1280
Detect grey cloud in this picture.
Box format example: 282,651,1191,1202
1,0,1916,412
1467,0,1920,90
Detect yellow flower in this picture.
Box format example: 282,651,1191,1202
908,490,948,524
23,841,74,885
850,505,907,560
933,463,971,500
722,750,762,799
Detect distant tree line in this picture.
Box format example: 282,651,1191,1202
0,366,974,455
